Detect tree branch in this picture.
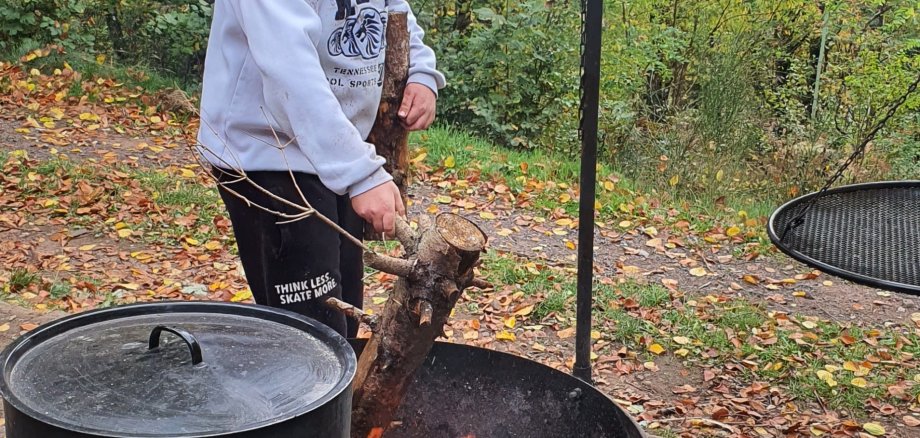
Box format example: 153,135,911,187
364,252,415,278
324,297,378,330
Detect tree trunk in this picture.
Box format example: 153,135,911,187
352,214,488,438
365,12,410,240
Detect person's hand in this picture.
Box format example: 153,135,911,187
351,181,406,235
399,83,437,131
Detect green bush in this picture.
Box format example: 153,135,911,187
415,0,581,152
0,0,211,82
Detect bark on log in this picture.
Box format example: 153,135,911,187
352,214,487,437
365,12,410,241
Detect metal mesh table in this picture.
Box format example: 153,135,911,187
768,181,920,295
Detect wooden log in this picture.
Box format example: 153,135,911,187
352,214,488,437
365,12,410,241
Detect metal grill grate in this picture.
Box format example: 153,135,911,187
769,182,920,295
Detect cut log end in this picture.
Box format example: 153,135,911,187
436,213,487,253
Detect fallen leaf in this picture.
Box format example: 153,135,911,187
648,343,665,355
689,267,707,277
496,331,516,341
557,327,576,339
513,304,535,316
673,336,690,345
230,289,253,302
862,422,885,436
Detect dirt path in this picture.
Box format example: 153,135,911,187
2,89,919,436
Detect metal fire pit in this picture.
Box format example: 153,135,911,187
351,339,646,438
768,181,920,294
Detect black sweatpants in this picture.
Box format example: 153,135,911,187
215,168,365,338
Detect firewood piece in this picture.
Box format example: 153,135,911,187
365,12,410,241
351,214,487,437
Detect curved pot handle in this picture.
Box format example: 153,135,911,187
148,325,204,365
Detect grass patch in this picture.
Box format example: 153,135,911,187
533,285,574,321
8,268,39,292
412,126,772,249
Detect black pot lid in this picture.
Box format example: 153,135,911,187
0,302,356,437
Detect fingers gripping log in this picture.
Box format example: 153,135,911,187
351,214,487,437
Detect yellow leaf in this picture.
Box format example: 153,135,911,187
496,331,516,341
504,316,516,329
850,378,868,388
78,112,100,122
149,115,163,124
862,423,885,436
435,195,452,204
78,244,97,251
669,175,679,186
673,336,690,345
726,226,741,237
843,361,859,372
715,169,725,182
591,330,601,340
444,155,455,168
410,152,427,164
603,181,615,191
204,241,222,251
0,323,9,332
180,168,196,178
618,220,632,228
555,218,573,227
675,348,689,357
372,296,387,305
689,267,707,277
648,343,665,355
231,289,253,302
497,228,513,236
513,304,535,316
96,54,106,64
802,321,817,329
479,212,496,220
558,193,572,203
117,229,132,238
565,241,576,250
622,265,641,275
185,237,200,246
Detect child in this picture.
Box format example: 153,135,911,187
197,0,445,337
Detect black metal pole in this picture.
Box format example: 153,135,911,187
573,0,603,384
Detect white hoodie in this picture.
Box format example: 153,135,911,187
197,0,446,196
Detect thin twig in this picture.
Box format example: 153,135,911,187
324,297,378,329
